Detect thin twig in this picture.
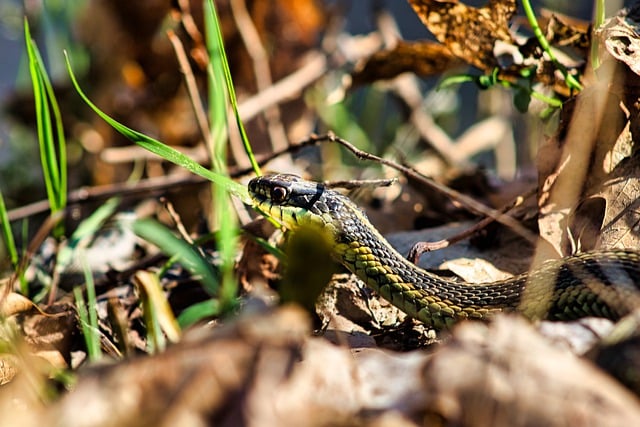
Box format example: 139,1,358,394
175,0,203,45
10,132,536,249
296,133,538,244
230,132,536,243
407,188,537,263
326,178,397,190
7,174,207,222
167,30,212,157
161,197,195,245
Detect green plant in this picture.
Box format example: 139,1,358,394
24,19,67,228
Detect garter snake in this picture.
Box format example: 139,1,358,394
249,174,640,329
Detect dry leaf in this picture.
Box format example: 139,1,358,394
422,316,640,425
407,0,517,70
0,292,35,317
134,270,181,343
600,5,640,76
0,355,18,385
15,309,640,427
536,73,625,255
543,13,590,53
21,303,77,367
582,154,640,250
351,41,463,85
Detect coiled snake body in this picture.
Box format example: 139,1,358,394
249,174,640,329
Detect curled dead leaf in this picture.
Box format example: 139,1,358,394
0,292,34,317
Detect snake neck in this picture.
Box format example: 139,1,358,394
327,201,527,328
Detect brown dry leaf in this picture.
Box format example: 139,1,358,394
238,219,280,293
0,292,34,317
542,13,590,53
407,0,517,70
21,302,77,368
351,41,464,85
580,154,640,250
40,308,322,426
536,64,626,256
0,304,77,387
0,355,18,385
600,5,640,76
421,316,640,425
317,274,405,332
440,257,513,283
10,308,640,426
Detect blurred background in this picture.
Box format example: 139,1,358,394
0,0,625,237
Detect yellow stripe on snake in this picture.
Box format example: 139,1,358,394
249,174,640,330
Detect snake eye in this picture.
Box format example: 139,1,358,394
271,186,288,203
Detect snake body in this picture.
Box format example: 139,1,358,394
249,174,640,329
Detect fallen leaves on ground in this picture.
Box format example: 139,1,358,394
4,306,639,427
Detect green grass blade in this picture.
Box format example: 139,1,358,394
25,20,60,212
204,0,240,313
73,257,102,363
82,255,101,360
0,191,18,268
176,299,220,329
64,51,250,203
34,46,67,209
204,0,227,170
205,0,260,176
24,18,67,214
131,218,220,296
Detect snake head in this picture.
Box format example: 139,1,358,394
248,174,347,236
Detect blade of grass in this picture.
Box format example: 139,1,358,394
82,255,101,360
203,0,227,171
35,47,67,210
206,0,260,176
204,0,240,313
132,218,219,296
177,299,220,329
0,191,18,269
73,257,102,362
64,51,250,203
25,19,67,218
0,190,29,296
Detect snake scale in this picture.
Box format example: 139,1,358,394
249,174,640,329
